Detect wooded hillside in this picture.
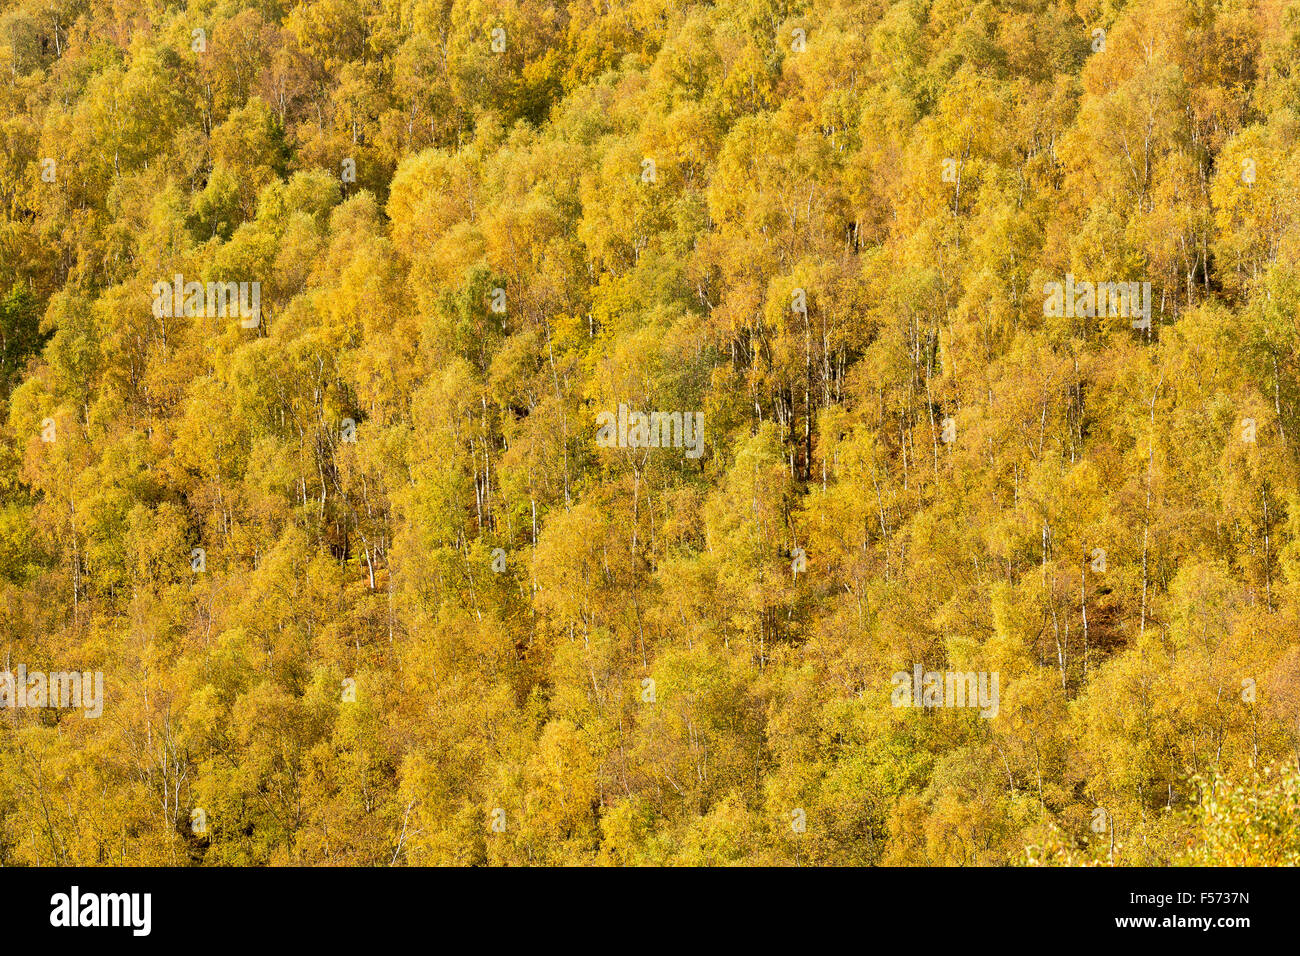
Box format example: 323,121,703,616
1,0,1299,865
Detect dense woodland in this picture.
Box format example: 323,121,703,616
1,0,1300,865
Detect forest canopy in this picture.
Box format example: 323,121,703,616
1,0,1300,865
